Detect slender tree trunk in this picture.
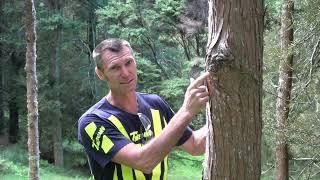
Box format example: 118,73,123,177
195,35,201,57
46,0,64,167
203,0,263,179
275,1,294,180
0,50,4,135
8,52,20,143
53,118,63,166
9,96,19,143
146,39,169,79
0,0,5,135
179,32,191,61
25,0,39,179
0,53,3,135
87,5,98,102
52,26,64,167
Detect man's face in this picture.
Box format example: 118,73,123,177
99,46,138,95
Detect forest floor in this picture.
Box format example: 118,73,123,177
0,144,203,180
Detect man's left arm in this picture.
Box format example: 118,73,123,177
179,126,207,156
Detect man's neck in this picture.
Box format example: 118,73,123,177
106,91,138,114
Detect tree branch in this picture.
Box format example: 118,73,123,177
291,158,320,162
261,164,275,175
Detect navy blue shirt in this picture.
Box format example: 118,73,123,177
78,93,192,180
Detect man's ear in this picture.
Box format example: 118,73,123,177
95,67,107,81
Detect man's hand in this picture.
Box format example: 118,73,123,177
181,72,210,120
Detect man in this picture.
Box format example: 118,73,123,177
78,38,209,180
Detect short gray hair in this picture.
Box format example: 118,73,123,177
92,38,132,71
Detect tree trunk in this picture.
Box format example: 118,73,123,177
0,0,5,135
87,5,98,102
203,0,264,180
0,49,4,135
179,32,191,61
25,0,40,179
9,96,19,143
51,24,64,167
47,0,64,167
275,1,294,180
8,52,21,143
53,118,63,166
0,53,3,135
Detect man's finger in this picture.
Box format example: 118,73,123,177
189,72,210,89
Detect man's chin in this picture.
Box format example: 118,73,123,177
121,85,136,92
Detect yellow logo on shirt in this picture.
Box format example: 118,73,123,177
129,130,153,142
84,122,114,153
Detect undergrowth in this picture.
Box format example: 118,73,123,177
0,144,204,180
0,144,89,180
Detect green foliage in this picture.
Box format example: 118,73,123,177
168,149,203,180
136,55,163,93
39,13,85,31
296,0,320,31
265,0,281,30
155,0,185,17
158,60,193,110
262,26,280,163
0,1,25,47
63,141,88,168
159,78,189,108
96,0,188,78
0,144,89,179
265,0,281,16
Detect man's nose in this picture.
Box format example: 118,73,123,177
120,66,130,77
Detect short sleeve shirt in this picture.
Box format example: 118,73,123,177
78,92,192,180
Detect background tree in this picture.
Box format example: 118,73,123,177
45,0,64,167
25,0,40,179
263,0,320,178
8,51,24,143
203,0,264,179
275,0,294,179
0,0,5,135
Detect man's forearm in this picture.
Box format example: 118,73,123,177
179,125,207,156
193,126,207,155
137,108,193,172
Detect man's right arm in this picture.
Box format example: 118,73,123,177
112,72,210,173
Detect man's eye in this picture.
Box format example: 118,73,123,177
126,60,132,66
110,66,119,70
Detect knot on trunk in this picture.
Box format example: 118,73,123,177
206,44,234,73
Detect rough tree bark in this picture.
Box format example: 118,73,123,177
25,0,40,179
203,0,264,179
275,0,294,180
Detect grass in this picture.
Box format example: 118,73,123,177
0,144,89,180
3,142,317,180
0,144,203,180
168,149,204,180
